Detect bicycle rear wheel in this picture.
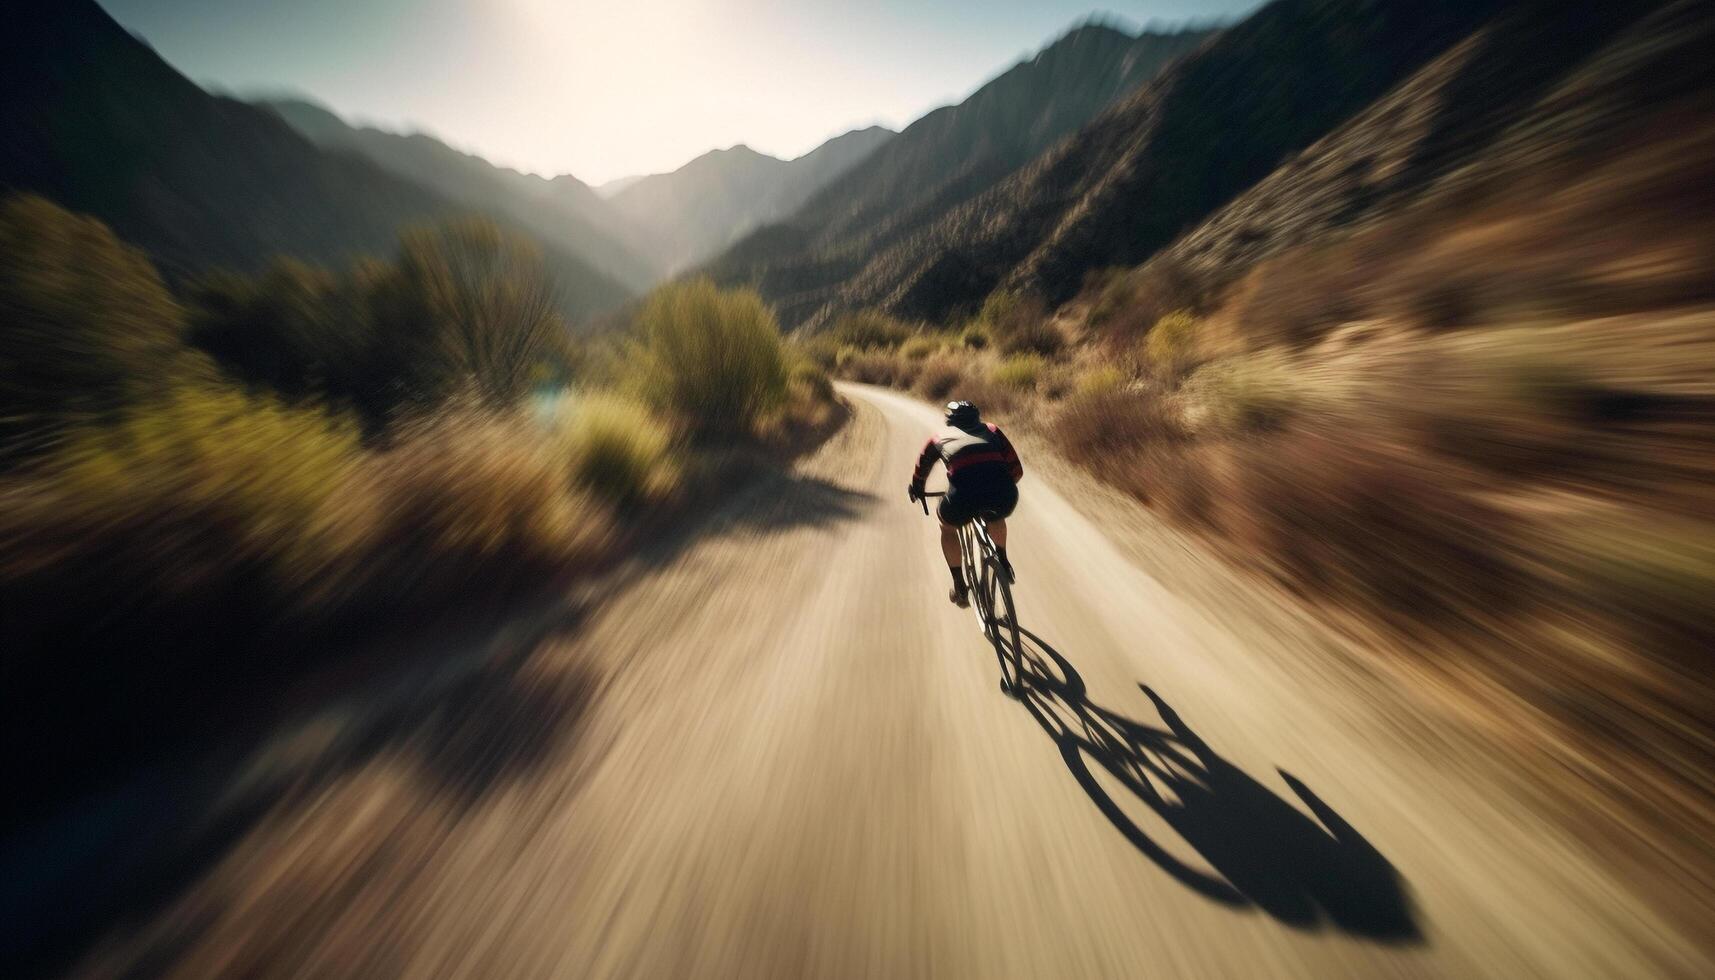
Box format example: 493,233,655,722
990,559,1024,698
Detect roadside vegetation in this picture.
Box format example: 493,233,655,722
820,139,1715,824
0,194,836,815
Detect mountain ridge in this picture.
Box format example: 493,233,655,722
700,21,1214,324
260,97,664,289
606,126,897,275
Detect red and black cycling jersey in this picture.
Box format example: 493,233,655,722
911,422,1024,491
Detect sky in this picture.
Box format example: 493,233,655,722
102,0,1260,185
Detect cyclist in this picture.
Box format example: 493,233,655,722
908,401,1024,607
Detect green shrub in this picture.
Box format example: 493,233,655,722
631,278,788,439
4,379,366,596
554,391,678,507
0,194,185,459
900,336,940,361
1,384,616,623
992,354,1046,392
1146,310,1201,374
1075,366,1128,396
830,309,912,349
960,325,991,350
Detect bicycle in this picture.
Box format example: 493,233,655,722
918,490,1025,698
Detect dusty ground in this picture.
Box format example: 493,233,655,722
41,383,1713,978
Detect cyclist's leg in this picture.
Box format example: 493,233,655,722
936,492,976,604
986,483,1019,579
937,519,962,568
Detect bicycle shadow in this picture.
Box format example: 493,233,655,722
998,625,1421,942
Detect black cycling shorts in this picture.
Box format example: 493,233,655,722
938,482,1017,527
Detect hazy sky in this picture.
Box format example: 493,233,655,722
102,0,1259,184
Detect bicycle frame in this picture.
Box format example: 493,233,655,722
919,490,1025,696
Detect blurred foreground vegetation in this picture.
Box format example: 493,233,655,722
0,194,836,814
820,132,1715,827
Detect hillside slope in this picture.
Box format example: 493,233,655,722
703,23,1212,325
607,127,896,274
0,0,632,316
261,98,664,290
1144,0,1706,293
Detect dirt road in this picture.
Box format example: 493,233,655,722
57,383,1710,977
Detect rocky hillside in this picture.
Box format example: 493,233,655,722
1141,0,1699,296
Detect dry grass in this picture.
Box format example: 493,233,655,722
914,354,966,402
899,335,941,361
830,309,915,350
369,409,616,604
839,348,920,388
1144,310,1202,376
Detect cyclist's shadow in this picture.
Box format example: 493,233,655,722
1002,626,1421,942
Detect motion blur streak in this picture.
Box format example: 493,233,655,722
4,0,1715,976
21,388,1700,976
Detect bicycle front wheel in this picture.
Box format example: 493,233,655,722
974,557,997,637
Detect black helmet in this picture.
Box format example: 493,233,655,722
945,400,980,426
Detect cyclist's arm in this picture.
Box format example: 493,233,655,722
910,436,941,490
989,425,1025,483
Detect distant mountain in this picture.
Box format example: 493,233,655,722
594,175,646,198
0,0,632,316
702,22,1213,324
607,126,896,274
260,98,664,289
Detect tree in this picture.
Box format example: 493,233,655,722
395,218,563,409
0,194,184,462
